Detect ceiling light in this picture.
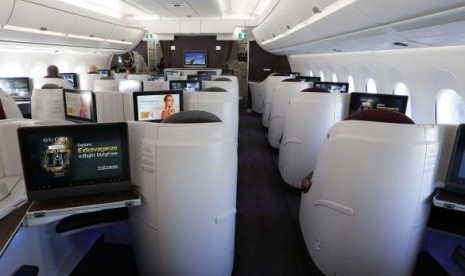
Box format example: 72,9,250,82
106,39,133,45
68,34,105,41
56,0,151,19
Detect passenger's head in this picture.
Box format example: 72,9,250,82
88,65,98,74
46,65,59,77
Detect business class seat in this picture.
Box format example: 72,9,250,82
278,90,349,187
93,79,119,92
184,87,239,142
78,73,101,90
0,89,23,119
299,109,439,276
267,81,312,148
203,80,238,99
261,76,295,127
31,88,65,120
34,77,73,90
128,111,237,276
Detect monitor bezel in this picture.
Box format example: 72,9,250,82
348,92,409,115
133,90,184,122
183,51,208,68
63,89,98,123
17,122,132,200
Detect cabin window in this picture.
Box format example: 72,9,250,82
436,89,465,124
347,75,355,93
332,73,337,82
366,78,377,94
309,70,313,77
319,71,325,81
394,82,412,117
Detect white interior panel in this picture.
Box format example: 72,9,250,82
180,20,201,33
0,0,14,25
70,17,114,39
9,0,76,34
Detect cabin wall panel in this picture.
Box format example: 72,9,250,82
0,0,14,25
289,45,465,124
0,51,111,79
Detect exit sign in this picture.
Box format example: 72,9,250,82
237,32,248,40
143,32,156,41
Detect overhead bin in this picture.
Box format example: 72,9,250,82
253,0,465,55
8,0,76,34
0,0,15,25
0,0,144,53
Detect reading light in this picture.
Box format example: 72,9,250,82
216,45,221,50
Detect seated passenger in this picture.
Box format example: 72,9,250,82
87,65,99,74
44,65,61,78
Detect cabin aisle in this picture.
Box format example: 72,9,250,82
233,106,322,275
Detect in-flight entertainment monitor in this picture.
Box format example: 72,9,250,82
165,70,182,81
314,81,349,93
59,73,78,89
348,92,409,115
148,74,165,81
98,70,111,77
133,90,183,122
445,124,465,193
169,80,202,92
17,122,131,200
187,75,199,81
197,71,217,81
298,76,321,82
63,89,97,123
183,51,207,67
0,77,31,100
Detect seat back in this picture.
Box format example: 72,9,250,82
184,91,238,142
278,92,349,187
93,91,125,122
127,74,150,81
31,88,65,120
143,81,168,91
299,116,440,275
268,81,311,148
34,78,73,90
262,76,292,127
78,74,101,90
0,90,23,119
128,119,237,276
93,79,119,92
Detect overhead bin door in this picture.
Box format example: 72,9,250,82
0,0,14,25
8,0,76,34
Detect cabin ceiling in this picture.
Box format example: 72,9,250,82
1,0,465,55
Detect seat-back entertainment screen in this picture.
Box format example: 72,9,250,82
133,90,183,122
348,92,409,115
63,89,97,123
313,81,349,93
169,80,202,92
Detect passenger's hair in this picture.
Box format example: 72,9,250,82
46,65,59,77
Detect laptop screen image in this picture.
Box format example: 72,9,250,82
18,122,131,200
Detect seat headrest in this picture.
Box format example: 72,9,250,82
282,78,301,82
41,83,62,89
203,87,227,92
301,87,329,93
212,77,232,82
162,110,222,124
345,109,415,124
